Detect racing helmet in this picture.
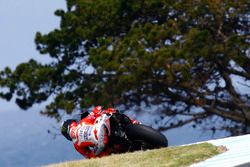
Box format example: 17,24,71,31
61,119,76,141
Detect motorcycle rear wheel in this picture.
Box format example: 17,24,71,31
125,124,168,150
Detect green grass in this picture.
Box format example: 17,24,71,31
46,143,226,167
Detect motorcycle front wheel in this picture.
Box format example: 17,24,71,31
125,124,168,150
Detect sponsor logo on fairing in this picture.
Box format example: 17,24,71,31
79,126,92,141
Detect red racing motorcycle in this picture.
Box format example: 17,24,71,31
94,108,168,154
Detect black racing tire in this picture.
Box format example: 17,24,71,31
125,124,168,149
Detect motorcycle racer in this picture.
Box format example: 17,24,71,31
61,106,139,158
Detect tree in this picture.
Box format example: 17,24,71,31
0,0,249,134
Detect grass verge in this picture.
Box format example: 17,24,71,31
46,143,226,167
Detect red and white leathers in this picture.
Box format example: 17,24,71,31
68,106,139,158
